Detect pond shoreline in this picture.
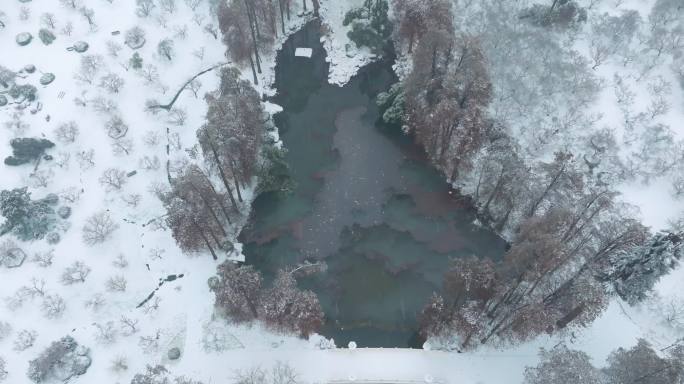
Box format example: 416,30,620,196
240,21,507,348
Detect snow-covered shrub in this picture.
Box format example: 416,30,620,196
26,336,91,383
38,29,56,45
130,52,144,70
93,322,117,344
99,73,125,93
110,356,128,372
0,188,57,241
82,211,118,245
136,0,156,17
157,38,175,61
84,294,106,312
112,253,129,268
31,250,54,267
41,294,66,319
138,331,161,354
4,138,55,166
61,261,91,284
105,115,129,139
125,26,147,49
53,121,79,144
105,275,127,292
13,330,37,351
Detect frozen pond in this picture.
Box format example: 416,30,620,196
239,22,507,347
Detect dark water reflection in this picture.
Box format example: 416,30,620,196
239,22,506,347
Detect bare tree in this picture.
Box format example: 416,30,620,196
119,316,139,335
99,168,127,191
99,73,125,93
136,0,156,17
82,211,119,245
106,275,127,292
94,321,118,344
53,121,79,143
41,13,58,29
157,39,175,61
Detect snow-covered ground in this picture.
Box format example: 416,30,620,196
0,0,681,383
0,0,374,383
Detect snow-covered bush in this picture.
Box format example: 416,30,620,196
53,121,79,143
157,38,175,61
99,73,125,93
125,26,147,49
4,138,55,166
105,115,129,139
41,294,66,319
105,275,127,292
0,188,57,241
26,336,91,383
93,322,117,344
13,330,37,351
38,29,56,45
61,261,91,284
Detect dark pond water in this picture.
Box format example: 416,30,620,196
239,22,507,348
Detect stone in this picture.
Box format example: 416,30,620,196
73,41,89,53
57,206,72,219
3,248,26,268
40,73,56,85
0,95,7,107
167,347,181,360
23,64,36,73
16,32,32,46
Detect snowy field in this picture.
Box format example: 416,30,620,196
0,0,682,383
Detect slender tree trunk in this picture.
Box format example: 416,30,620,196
230,160,244,202
194,220,218,260
302,0,306,11
244,0,262,73
278,0,286,35
191,184,228,236
529,163,566,217
206,179,232,224
207,137,240,211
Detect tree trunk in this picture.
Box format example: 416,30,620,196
302,0,307,11
278,0,286,35
230,160,244,202
244,0,262,74
194,220,218,260
191,184,228,236
207,137,240,211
